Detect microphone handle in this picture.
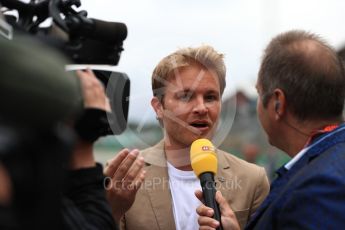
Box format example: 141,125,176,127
200,172,223,230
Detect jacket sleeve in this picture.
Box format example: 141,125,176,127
276,173,345,229
62,163,118,230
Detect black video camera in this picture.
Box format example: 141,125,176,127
0,0,130,140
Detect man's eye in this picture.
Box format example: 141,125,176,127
179,93,190,101
205,95,218,102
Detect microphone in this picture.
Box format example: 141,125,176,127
190,139,223,230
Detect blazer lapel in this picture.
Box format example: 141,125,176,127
145,165,176,230
142,141,176,230
245,166,289,229
215,151,232,196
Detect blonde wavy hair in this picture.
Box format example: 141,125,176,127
151,45,226,101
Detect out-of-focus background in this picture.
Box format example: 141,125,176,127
81,0,345,180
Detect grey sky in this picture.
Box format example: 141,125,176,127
81,0,345,122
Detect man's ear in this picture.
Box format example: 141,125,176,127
151,97,163,119
272,88,286,119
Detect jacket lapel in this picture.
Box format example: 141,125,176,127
215,150,232,196
245,166,289,229
142,141,176,230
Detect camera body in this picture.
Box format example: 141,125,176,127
0,0,130,138
0,2,127,228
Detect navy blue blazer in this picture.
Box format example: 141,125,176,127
246,124,345,230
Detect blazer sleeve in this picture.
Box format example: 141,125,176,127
275,174,345,229
250,167,270,216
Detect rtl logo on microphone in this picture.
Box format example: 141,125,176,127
201,146,214,151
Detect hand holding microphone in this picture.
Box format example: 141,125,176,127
195,190,240,230
190,139,223,230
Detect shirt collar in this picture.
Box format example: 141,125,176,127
284,146,310,170
284,123,341,170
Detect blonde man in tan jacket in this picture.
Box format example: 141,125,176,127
105,45,269,230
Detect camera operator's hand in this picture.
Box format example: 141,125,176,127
70,69,111,169
195,190,240,230
76,69,111,112
104,149,146,222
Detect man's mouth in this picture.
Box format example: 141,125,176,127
189,120,210,132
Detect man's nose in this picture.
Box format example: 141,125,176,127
192,97,208,115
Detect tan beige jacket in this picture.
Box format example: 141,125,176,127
121,141,269,230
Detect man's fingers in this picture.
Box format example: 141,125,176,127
199,226,216,230
85,68,94,75
129,170,146,191
112,149,140,182
214,191,241,230
76,68,97,78
122,156,145,187
104,149,130,177
195,190,203,202
196,204,214,217
198,216,219,229
215,191,226,206
215,191,235,217
76,69,108,110
76,69,101,86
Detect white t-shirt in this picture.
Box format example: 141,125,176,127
167,162,202,230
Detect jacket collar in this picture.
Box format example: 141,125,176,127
304,123,345,161
141,140,167,167
141,139,231,169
